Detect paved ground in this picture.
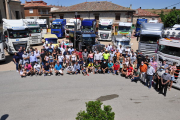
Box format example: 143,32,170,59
0,71,180,120
0,37,138,72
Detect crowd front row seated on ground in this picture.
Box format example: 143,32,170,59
13,44,177,97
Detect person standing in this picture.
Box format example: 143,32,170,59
146,63,155,89
94,51,101,63
30,51,37,67
103,50,110,62
140,61,147,84
160,69,171,96
82,49,88,63
137,52,145,69
22,51,29,65
169,62,177,91
13,52,19,72
109,50,114,62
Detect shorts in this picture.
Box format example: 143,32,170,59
35,69,40,72
72,60,76,64
45,70,49,72
26,70,30,72
20,72,24,75
58,70,63,74
171,76,175,81
50,59,54,63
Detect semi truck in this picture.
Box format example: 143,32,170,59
138,23,163,57
163,24,180,38
23,19,42,45
36,19,47,38
3,19,30,54
65,18,81,38
157,37,180,89
118,22,132,40
69,19,97,50
51,19,66,38
0,32,5,61
98,19,113,41
135,18,148,37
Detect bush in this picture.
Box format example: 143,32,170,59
76,100,115,120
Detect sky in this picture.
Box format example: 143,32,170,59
20,0,180,9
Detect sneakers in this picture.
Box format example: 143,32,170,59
16,70,19,72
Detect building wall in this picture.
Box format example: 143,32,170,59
52,11,133,23
24,8,39,17
9,1,24,19
133,16,159,25
0,0,6,32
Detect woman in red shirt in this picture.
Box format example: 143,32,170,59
126,64,134,78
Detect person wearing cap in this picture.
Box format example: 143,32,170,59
160,69,171,96
146,63,155,89
131,68,140,82
155,66,165,91
103,50,110,62
54,61,63,76
34,61,42,75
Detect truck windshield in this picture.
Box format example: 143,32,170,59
66,25,74,29
45,38,57,44
116,41,130,46
140,36,159,44
29,28,41,33
83,37,95,41
82,26,93,31
159,45,180,57
119,26,131,32
8,30,29,38
39,24,47,29
99,25,112,31
52,25,61,29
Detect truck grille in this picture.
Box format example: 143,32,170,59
32,36,38,39
13,42,27,51
52,31,59,33
100,33,109,39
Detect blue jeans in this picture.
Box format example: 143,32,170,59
114,70,118,75
146,75,153,88
15,63,19,70
131,77,140,82
137,64,140,69
89,58,93,63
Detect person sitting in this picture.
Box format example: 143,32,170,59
43,62,53,76
19,64,26,77
93,61,101,74
121,64,127,77
24,62,33,76
155,66,165,91
113,61,120,75
126,64,134,78
34,61,42,76
101,60,108,74
66,63,74,75
108,60,114,73
74,62,81,74
88,61,94,73
78,58,83,70
131,68,140,82
54,61,63,76
82,66,89,76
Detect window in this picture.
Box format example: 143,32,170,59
60,15,64,19
15,11,20,19
8,30,29,38
159,45,180,57
29,9,33,13
29,28,41,33
115,14,120,20
95,15,99,20
99,25,112,31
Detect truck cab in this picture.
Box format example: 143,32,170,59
138,23,163,57
65,19,81,38
0,32,5,61
98,19,113,41
3,19,30,54
51,19,66,38
135,18,147,37
23,19,42,45
36,19,47,38
118,22,132,40
163,24,180,38
157,37,180,89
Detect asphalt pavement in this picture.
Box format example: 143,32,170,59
0,70,180,120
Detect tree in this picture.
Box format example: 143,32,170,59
162,10,180,27
76,100,115,120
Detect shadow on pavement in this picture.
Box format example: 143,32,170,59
0,114,9,120
0,54,13,65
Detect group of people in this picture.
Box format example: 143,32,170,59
13,42,178,97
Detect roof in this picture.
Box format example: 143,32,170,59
51,1,135,13
134,9,159,17
23,1,52,8
44,34,58,39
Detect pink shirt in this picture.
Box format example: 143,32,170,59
150,61,157,70
89,54,93,58
25,64,32,70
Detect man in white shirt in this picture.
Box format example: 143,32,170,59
66,63,74,74
99,50,104,62
22,51,29,65
58,52,64,66
34,61,42,75
118,45,124,54
94,51,101,63
49,42,54,49
125,46,131,55
68,46,74,54
107,44,112,51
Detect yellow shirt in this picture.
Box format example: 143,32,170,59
103,53,110,60
88,63,93,67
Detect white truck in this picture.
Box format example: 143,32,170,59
0,32,5,61
117,22,132,40
23,19,42,45
36,19,47,38
3,19,30,54
157,37,180,89
65,19,81,38
138,23,163,57
98,19,113,41
163,24,180,38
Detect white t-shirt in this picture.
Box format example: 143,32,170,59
99,52,104,60
125,48,130,54
118,47,124,53
71,55,76,61
66,66,74,71
107,45,112,51
50,45,54,49
65,55,70,60
34,64,41,71
58,55,64,62
94,53,101,60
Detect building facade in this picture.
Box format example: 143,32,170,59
51,1,135,24
23,0,52,26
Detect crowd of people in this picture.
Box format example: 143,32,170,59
13,41,178,97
